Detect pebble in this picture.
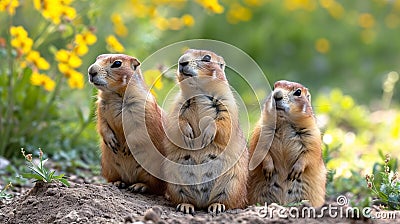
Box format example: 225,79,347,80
0,157,10,170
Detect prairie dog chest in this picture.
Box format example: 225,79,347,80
271,123,306,166
180,94,223,136
97,98,128,151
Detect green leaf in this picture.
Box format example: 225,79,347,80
48,170,56,181
58,178,70,187
28,166,47,179
53,173,65,179
21,173,45,181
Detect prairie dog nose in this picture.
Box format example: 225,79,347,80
273,90,283,101
88,64,99,77
178,61,189,74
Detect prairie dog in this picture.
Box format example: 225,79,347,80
88,54,165,195
248,80,326,207
163,49,248,214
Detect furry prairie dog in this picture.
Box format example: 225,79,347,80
248,80,326,207
163,49,248,214
88,54,165,195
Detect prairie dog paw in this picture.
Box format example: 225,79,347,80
207,203,226,214
128,183,148,193
288,162,304,181
262,155,274,180
200,121,216,148
112,181,127,188
176,203,195,215
262,163,274,181
104,132,119,153
182,122,195,149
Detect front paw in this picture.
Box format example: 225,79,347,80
176,203,195,215
112,181,127,188
263,163,274,181
288,162,304,181
201,121,216,148
104,132,119,154
208,203,226,214
262,154,274,180
128,183,148,193
182,122,195,149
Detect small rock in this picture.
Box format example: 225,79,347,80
144,207,162,222
124,215,134,223
0,157,10,170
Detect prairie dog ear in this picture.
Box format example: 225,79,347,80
130,57,141,70
306,89,311,102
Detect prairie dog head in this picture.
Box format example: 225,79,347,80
88,54,140,94
272,80,313,118
177,49,226,82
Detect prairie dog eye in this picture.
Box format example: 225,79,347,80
293,89,302,96
201,55,211,62
111,60,122,68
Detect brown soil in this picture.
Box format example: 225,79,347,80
1,180,392,224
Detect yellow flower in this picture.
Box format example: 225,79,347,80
169,17,183,30
284,0,316,11
75,31,97,46
315,38,330,54
154,16,169,30
35,0,62,24
30,72,56,91
10,26,28,38
227,3,252,24
11,37,33,54
58,63,69,76
114,24,128,37
181,14,195,27
131,1,150,18
33,0,76,24
61,5,77,21
359,13,375,29
73,44,88,56
74,31,96,56
106,35,125,53
244,0,264,7
111,14,128,37
195,0,224,14
319,0,344,19
10,26,33,54
55,49,82,68
26,50,50,70
0,0,19,15
57,63,81,79
68,71,84,89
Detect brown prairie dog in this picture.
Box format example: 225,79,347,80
163,49,248,214
88,54,165,195
248,80,326,207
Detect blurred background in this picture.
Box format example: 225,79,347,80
1,0,399,205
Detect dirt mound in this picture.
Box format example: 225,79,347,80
0,182,377,223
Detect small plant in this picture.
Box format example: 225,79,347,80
366,154,400,210
0,182,13,201
20,148,70,187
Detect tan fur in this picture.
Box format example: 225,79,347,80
248,80,326,207
88,54,165,195
163,49,248,214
